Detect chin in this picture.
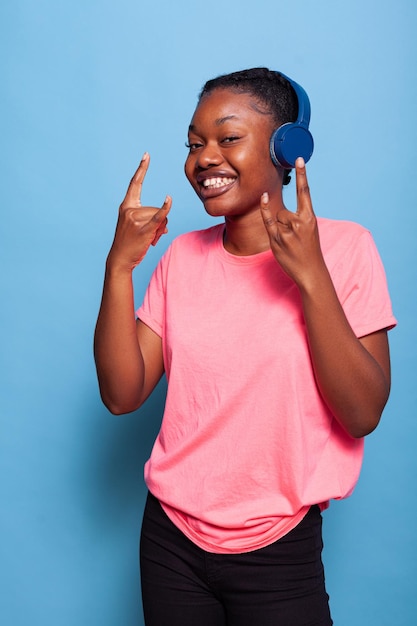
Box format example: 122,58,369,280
200,198,229,217
203,208,227,219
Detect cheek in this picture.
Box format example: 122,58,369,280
241,149,276,180
184,157,194,184
245,156,282,194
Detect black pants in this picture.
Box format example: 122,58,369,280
140,492,333,626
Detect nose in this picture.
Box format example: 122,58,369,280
195,142,223,169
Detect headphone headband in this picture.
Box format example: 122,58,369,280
270,71,314,169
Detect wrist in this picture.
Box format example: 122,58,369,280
105,256,135,279
105,248,141,276
294,261,331,298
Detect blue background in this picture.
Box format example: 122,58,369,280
1,1,416,624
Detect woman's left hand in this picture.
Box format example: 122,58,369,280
261,157,391,438
260,157,326,290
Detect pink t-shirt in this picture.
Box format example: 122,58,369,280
137,219,396,554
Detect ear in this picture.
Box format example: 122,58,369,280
270,72,314,169
270,123,314,169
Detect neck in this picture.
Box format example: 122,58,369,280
223,198,286,256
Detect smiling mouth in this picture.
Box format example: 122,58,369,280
201,176,236,190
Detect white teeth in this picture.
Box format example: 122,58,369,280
202,177,235,189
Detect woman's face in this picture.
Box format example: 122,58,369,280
184,88,282,219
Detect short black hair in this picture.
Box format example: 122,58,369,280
199,67,299,185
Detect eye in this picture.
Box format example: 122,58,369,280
222,136,240,144
185,141,203,152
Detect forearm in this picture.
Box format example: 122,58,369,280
300,268,390,438
94,263,145,414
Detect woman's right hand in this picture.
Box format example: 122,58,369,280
107,153,172,272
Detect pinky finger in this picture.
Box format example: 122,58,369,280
260,192,276,229
151,220,168,246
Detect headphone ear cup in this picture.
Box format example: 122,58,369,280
270,123,314,169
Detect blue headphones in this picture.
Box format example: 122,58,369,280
270,72,314,169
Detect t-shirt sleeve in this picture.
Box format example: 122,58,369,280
334,229,397,338
135,245,172,338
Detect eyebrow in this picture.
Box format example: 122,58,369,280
215,115,238,126
188,115,238,133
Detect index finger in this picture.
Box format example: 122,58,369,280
122,152,150,207
295,157,315,217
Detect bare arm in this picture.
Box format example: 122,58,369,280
299,270,390,438
261,158,391,438
94,153,171,414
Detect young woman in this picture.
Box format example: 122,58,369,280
94,68,396,625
